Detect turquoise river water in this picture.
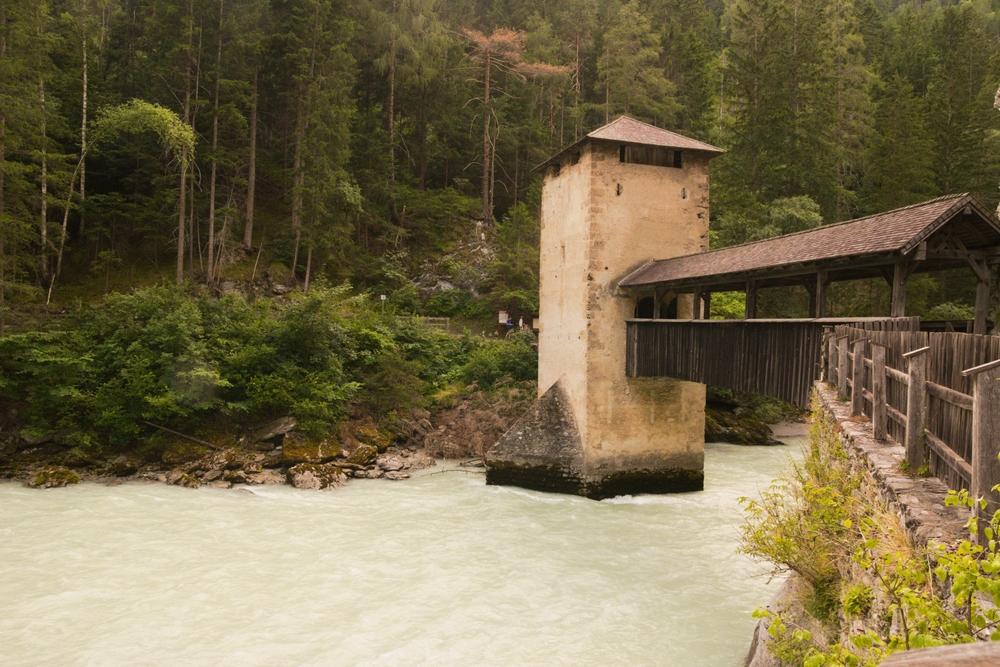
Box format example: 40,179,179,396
0,439,804,666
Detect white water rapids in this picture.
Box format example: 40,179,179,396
0,438,804,666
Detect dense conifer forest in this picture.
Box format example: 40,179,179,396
0,0,997,323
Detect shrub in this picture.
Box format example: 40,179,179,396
0,285,485,452
458,330,537,388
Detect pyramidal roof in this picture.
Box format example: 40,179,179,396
587,116,725,154
536,115,724,170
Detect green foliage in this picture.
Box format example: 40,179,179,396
93,100,196,165
924,302,975,321
457,330,538,388
0,286,486,449
743,401,1000,663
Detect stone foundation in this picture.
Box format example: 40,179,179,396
485,381,704,499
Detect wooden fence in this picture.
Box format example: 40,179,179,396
824,326,1000,513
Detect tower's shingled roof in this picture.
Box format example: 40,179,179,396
586,116,725,154
535,115,724,170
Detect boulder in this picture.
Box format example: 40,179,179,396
286,463,347,490
384,471,410,481
202,468,224,482
377,454,406,472
352,421,392,452
165,470,201,488
347,444,378,466
109,456,138,477
281,433,342,464
705,407,781,446
247,469,285,485
27,467,81,489
246,416,298,445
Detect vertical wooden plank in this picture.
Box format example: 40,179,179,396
815,270,828,318
905,347,929,473
964,361,1000,533
851,339,866,417
703,292,712,320
828,334,838,386
838,336,850,399
872,343,887,441
891,261,909,318
974,275,991,335
746,280,758,319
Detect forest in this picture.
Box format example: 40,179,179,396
0,0,997,326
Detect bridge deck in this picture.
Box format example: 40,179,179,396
625,317,919,406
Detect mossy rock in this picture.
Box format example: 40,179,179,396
705,407,781,446
267,262,293,284
161,439,213,465
354,425,392,453
282,434,343,464
28,467,81,488
347,444,378,466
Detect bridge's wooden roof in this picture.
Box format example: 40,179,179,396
621,194,1000,291
537,115,724,170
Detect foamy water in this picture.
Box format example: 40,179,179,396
0,440,803,666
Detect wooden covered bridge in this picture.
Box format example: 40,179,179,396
621,193,1000,406
621,192,1000,505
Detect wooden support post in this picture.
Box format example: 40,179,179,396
974,273,991,335
652,288,662,319
703,292,712,320
837,336,850,399
746,280,758,319
851,339,866,417
814,270,828,318
872,344,887,441
891,260,910,318
962,359,1000,533
827,334,838,385
903,346,929,473
692,288,703,320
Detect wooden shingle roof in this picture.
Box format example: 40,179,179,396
587,116,725,154
620,194,1000,289
536,115,724,170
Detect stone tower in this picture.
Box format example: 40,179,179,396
486,116,724,498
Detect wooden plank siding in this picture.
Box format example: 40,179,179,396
624,317,919,407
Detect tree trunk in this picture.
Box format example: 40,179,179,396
177,0,195,285
291,100,304,275
0,8,6,330
242,68,258,250
79,30,88,237
39,77,48,283
481,50,492,226
387,0,397,187
574,34,581,140
303,243,313,292
206,0,224,285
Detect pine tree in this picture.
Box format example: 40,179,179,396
863,74,935,213
595,0,676,125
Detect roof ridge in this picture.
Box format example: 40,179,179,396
664,193,972,263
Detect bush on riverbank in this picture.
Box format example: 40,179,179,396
0,286,537,456
741,404,1000,664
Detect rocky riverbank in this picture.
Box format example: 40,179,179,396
0,389,530,492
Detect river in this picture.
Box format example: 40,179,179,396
0,438,803,666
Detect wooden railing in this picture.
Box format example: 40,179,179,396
823,326,1000,514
